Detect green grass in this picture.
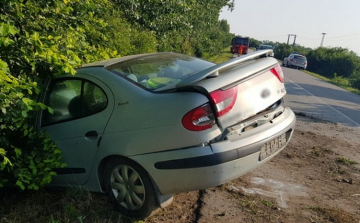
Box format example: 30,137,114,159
205,49,233,64
337,157,359,165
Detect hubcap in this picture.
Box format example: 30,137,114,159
110,165,145,210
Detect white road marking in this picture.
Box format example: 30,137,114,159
287,79,360,128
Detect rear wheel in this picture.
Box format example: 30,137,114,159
104,158,158,219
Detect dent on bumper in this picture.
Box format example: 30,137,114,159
130,107,296,195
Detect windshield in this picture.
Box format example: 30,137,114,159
106,53,215,91
233,38,249,45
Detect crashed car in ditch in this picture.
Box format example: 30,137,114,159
37,50,296,218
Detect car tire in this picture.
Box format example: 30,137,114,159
104,157,158,219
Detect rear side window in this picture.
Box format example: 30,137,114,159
42,79,107,126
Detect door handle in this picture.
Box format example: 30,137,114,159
85,131,98,138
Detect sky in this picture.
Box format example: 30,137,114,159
219,0,360,55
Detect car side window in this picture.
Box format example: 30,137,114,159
42,79,107,126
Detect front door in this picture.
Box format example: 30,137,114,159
39,74,114,186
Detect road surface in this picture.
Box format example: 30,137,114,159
283,67,360,128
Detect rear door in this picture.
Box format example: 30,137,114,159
39,73,114,185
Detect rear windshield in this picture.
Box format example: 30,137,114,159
106,53,215,91
294,55,306,60
259,45,272,50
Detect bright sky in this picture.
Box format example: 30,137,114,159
219,0,360,55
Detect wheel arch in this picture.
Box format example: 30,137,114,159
97,155,173,208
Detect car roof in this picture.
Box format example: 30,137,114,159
79,52,175,68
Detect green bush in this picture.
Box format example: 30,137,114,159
0,0,158,190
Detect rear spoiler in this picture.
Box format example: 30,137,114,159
176,49,274,88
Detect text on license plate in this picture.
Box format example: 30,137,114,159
259,134,287,161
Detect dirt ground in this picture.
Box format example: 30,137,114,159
147,114,360,223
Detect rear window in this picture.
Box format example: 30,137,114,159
294,55,306,60
259,45,273,50
106,53,215,91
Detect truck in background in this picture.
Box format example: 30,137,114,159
230,36,250,55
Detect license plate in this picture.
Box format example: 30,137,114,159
259,134,287,161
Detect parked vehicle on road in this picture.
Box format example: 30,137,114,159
283,53,307,69
38,50,296,219
230,36,250,54
257,44,273,50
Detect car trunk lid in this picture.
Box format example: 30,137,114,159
177,50,286,129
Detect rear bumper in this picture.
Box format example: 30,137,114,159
130,107,296,195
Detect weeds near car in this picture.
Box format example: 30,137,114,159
0,188,131,223
337,157,359,165
308,206,359,223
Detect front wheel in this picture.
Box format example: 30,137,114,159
104,158,158,219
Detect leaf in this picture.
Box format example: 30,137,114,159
16,180,25,190
22,97,33,105
14,148,22,156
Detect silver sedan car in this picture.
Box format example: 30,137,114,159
283,53,307,69
37,51,296,219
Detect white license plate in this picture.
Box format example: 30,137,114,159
259,134,287,161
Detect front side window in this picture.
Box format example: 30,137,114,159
42,79,107,126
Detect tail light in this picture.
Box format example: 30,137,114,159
270,64,284,83
182,103,215,131
210,86,238,117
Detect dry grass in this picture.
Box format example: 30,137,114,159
308,206,359,223
0,187,136,223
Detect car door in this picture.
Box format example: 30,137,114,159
39,73,114,186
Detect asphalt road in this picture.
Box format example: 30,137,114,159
282,67,360,128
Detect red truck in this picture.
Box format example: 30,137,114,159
230,36,250,55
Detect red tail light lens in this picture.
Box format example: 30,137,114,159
270,64,284,83
182,103,215,131
210,86,238,117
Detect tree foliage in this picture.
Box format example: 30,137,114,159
0,0,157,190
112,0,234,57
0,0,235,190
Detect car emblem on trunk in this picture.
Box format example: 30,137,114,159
261,89,271,98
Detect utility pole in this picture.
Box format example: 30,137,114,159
292,34,297,46
287,34,291,45
283,34,295,60
320,33,326,47
286,34,296,45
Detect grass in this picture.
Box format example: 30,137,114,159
205,49,233,64
0,188,134,223
337,157,359,165
308,206,359,223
